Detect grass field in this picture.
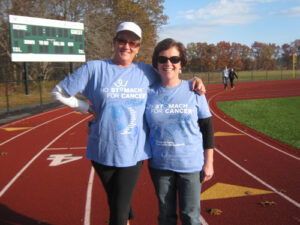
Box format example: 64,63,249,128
180,69,300,83
217,96,300,149
0,80,57,112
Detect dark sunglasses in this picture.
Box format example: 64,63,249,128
157,56,181,64
115,38,140,48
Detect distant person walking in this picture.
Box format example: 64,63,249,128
229,68,238,89
222,66,229,89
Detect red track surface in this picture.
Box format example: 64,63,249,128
0,80,299,225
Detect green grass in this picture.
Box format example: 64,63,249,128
0,80,58,112
180,69,300,83
217,97,300,149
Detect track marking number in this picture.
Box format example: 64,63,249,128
47,154,83,166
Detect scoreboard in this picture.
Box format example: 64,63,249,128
9,15,86,62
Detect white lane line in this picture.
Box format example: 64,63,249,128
0,106,66,128
0,111,74,146
200,215,209,225
84,167,95,225
208,93,300,161
215,147,300,208
47,147,86,150
0,115,91,198
82,167,210,225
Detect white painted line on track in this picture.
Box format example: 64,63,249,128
0,111,74,146
0,106,66,128
200,215,209,225
208,92,300,161
82,165,210,225
82,168,210,225
0,115,92,198
47,147,86,150
215,147,300,208
84,167,95,225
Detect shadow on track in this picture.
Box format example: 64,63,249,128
0,203,52,225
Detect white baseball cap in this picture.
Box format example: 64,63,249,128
115,22,142,39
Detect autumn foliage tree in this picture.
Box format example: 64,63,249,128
185,39,299,72
0,0,167,80
0,0,299,80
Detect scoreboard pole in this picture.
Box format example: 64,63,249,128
24,62,29,95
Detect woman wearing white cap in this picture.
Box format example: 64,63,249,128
52,22,205,225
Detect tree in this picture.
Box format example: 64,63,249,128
185,42,216,72
216,41,231,70
261,45,276,70
251,42,277,70
281,43,293,69
0,0,167,81
229,43,243,70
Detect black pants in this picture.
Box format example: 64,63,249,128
229,78,234,88
91,160,143,225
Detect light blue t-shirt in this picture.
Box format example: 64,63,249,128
59,59,158,167
145,80,212,173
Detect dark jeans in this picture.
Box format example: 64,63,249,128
92,160,143,225
229,78,235,88
149,167,202,225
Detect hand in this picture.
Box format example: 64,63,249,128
202,162,214,183
86,120,92,134
88,105,98,120
192,77,206,95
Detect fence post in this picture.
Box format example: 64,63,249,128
5,80,10,113
208,72,210,84
38,78,43,106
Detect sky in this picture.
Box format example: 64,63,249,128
158,0,300,47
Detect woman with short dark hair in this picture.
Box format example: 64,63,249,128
147,38,214,225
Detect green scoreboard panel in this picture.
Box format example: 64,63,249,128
9,15,86,62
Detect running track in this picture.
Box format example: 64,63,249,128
0,79,299,225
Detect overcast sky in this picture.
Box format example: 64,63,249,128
158,0,300,47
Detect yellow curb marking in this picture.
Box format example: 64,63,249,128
1,127,32,131
201,182,273,200
214,132,244,136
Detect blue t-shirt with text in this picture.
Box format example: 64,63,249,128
145,80,211,173
59,59,158,167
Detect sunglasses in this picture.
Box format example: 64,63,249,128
115,38,140,48
157,56,181,64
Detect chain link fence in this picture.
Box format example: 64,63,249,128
0,79,60,116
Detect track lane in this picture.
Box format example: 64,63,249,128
201,80,300,225
0,114,92,224
0,111,89,193
1,80,299,225
0,107,73,145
